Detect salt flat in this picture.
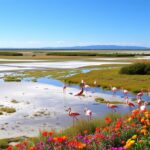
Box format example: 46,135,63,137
0,60,130,71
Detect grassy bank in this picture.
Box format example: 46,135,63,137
65,68,150,93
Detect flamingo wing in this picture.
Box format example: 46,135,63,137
75,88,84,96
129,103,135,107
111,105,118,108
70,112,80,116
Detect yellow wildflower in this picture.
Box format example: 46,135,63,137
131,135,137,140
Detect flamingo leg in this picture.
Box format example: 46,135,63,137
90,115,92,120
73,117,74,126
75,116,78,121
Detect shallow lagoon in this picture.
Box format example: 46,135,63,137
0,58,149,139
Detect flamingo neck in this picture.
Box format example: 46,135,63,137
68,109,71,115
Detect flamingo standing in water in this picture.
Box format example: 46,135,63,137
107,102,118,112
81,80,90,89
126,99,135,110
137,98,142,108
110,85,117,96
137,89,144,99
122,88,129,97
75,87,84,96
66,107,80,125
84,108,92,120
140,101,148,113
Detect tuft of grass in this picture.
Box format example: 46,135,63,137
11,99,19,103
95,97,125,104
0,137,24,149
95,97,105,103
0,107,16,113
4,76,21,82
32,78,37,82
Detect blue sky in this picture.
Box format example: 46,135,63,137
0,0,150,48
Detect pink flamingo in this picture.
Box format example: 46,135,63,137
126,99,135,109
137,89,144,99
81,80,90,89
110,85,117,96
122,88,129,97
75,87,84,96
107,102,118,112
81,79,85,88
140,101,148,113
137,98,142,108
66,108,80,125
84,84,90,88
84,108,92,120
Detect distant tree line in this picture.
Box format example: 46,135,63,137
46,52,136,57
0,52,23,56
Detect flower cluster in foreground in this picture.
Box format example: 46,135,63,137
7,109,150,150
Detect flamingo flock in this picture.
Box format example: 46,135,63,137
63,80,150,125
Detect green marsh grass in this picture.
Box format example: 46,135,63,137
65,68,150,93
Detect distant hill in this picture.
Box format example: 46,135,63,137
0,45,149,50
43,45,149,50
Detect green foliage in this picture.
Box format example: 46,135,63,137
120,63,150,75
0,138,23,149
46,52,136,57
0,52,23,56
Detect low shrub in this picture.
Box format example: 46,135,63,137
0,52,23,56
120,63,150,75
